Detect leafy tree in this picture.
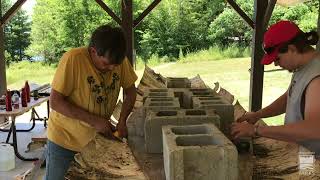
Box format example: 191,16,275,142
26,0,319,63
2,0,31,65
26,0,63,64
208,0,254,47
138,0,225,59
208,0,318,47
27,0,121,64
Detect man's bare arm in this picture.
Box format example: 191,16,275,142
50,89,113,134
258,77,320,142
118,85,137,124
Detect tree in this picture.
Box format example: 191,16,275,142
27,0,117,64
208,0,319,47
26,0,63,64
207,0,254,47
2,0,31,65
138,0,225,59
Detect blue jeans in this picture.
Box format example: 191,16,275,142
44,140,77,180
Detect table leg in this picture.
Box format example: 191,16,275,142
11,117,39,161
0,109,37,132
5,122,13,143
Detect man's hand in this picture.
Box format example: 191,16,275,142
116,121,128,138
93,118,114,137
237,111,260,124
231,121,255,139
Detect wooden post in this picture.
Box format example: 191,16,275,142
121,0,134,65
249,0,268,112
0,0,6,95
317,2,320,51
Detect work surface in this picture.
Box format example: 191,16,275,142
66,66,320,180
65,107,320,180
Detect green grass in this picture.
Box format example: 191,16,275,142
5,51,291,126
178,45,251,63
152,58,291,125
6,61,56,89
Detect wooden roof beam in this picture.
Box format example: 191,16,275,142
226,0,254,29
133,0,161,28
263,0,277,30
1,0,27,27
95,0,122,26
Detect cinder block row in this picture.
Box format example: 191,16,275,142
192,97,234,137
143,97,180,119
183,88,220,109
143,88,175,103
162,124,238,180
144,109,220,153
166,77,191,88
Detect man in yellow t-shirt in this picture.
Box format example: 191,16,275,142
44,25,137,180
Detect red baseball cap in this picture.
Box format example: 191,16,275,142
261,20,302,65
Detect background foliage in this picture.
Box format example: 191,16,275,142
2,0,319,64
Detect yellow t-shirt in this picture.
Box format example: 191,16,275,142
47,47,137,152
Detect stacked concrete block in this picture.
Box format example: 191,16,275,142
166,77,191,88
144,109,220,153
143,88,175,103
183,88,220,109
162,124,238,180
192,97,234,137
143,97,180,119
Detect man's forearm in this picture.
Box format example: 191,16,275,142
119,86,136,123
257,91,287,118
50,90,99,127
258,121,320,142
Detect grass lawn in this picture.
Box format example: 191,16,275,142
6,58,292,125
150,58,292,125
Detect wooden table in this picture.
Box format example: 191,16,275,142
0,97,49,161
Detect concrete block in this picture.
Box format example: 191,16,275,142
143,88,175,103
163,124,238,180
145,110,182,153
181,109,220,128
192,97,234,137
166,77,191,88
183,88,220,109
144,109,220,153
171,88,188,109
143,97,180,119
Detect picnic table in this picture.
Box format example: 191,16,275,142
0,97,49,161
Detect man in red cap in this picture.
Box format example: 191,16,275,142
231,20,320,156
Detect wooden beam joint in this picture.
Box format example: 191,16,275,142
133,0,161,28
263,0,277,30
95,0,122,26
1,0,27,27
226,0,254,29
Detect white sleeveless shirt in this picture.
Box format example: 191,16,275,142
285,58,320,155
